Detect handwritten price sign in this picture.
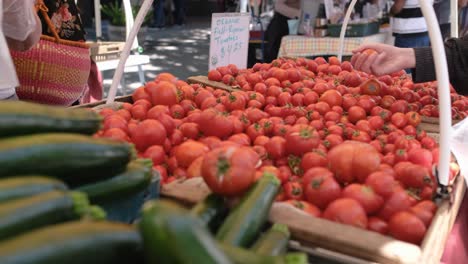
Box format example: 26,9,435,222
209,13,250,70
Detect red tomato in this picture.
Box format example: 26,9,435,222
147,81,179,106
103,115,128,133
406,111,422,127
323,198,368,229
323,134,344,149
179,122,200,140
360,79,381,96
347,106,367,124
285,124,320,156
132,86,152,102
378,189,413,220
284,200,321,217
131,120,167,152
314,102,331,115
301,150,328,171
320,90,343,107
413,200,437,214
328,141,381,184
365,171,396,199
102,128,130,142
391,112,408,128
143,145,166,166
303,171,341,210
342,184,384,214
254,135,270,147
410,206,434,227
201,146,258,196
186,156,204,178
264,136,286,160
174,140,209,168
390,100,409,113
284,181,304,200
420,136,436,150
208,69,222,81
198,109,234,139
367,217,389,235
228,133,251,146
388,211,426,244
408,148,433,169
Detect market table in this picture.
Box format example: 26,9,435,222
277,32,394,58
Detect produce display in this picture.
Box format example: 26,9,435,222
94,56,464,247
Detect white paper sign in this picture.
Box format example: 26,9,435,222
209,13,250,70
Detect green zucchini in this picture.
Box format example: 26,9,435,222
0,133,134,185
139,199,231,264
0,221,143,264
0,101,102,137
0,176,68,203
190,193,228,232
251,223,291,256
0,190,90,241
75,159,152,202
216,173,281,247
219,243,308,264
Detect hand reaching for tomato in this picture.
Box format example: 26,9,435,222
351,43,416,76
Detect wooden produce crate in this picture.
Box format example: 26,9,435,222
187,76,239,92
88,41,126,62
160,171,465,264
417,116,462,133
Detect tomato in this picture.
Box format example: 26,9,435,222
147,81,179,106
153,165,168,183
350,130,371,143
179,122,200,140
365,171,396,199
284,200,321,217
264,136,286,160
208,69,222,81
304,172,341,210
277,165,292,183
347,106,367,124
284,181,304,200
201,146,258,196
378,189,413,220
388,211,426,244
301,150,327,171
103,115,128,133
408,148,433,169
420,136,436,150
413,200,437,214
198,109,234,139
304,91,319,105
410,206,434,227
199,136,222,150
131,119,167,152
228,133,251,146
115,109,131,122
169,104,186,119
328,141,381,184
360,79,381,96
143,145,166,166
314,102,331,115
367,217,388,235
319,90,343,107
343,71,362,87
391,112,408,128
323,198,368,229
390,100,409,114
132,86,151,102
186,156,204,178
342,95,358,111
323,134,344,149
174,140,209,168
342,184,384,214
395,163,433,190
102,128,130,142
406,111,421,127
285,124,320,156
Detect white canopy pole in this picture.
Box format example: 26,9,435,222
94,0,102,39
106,0,154,104
338,0,358,61
419,0,451,187
450,0,459,38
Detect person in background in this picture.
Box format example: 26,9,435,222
172,0,185,26
151,0,165,29
389,0,431,49
433,0,451,40
350,39,468,95
459,0,468,36
1,0,41,100
264,0,300,63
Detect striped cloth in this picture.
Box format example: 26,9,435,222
278,32,391,58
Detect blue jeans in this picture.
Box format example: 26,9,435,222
394,33,430,48
152,0,165,28
173,0,186,25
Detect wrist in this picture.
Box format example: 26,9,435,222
402,48,416,69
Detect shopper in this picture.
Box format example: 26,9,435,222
264,0,300,63
390,0,430,49
1,0,41,100
151,0,165,29
434,0,451,40
173,0,186,26
350,40,468,95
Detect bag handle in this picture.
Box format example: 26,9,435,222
35,0,61,43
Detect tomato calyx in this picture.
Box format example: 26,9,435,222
288,155,303,175
311,178,324,189
216,156,231,178
228,94,237,102
406,188,422,201
299,128,316,139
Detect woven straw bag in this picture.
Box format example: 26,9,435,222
9,0,91,106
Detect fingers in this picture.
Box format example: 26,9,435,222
351,43,389,54
360,52,378,74
350,52,360,66
370,52,390,76
353,52,370,73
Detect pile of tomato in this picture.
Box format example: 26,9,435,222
95,56,463,245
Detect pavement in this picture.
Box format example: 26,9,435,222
91,16,212,97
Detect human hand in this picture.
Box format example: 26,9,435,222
351,43,416,76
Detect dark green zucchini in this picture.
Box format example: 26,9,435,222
0,191,90,241
216,173,280,247
0,133,134,185
0,221,143,264
139,199,231,264
0,101,102,137
75,159,152,202
0,176,68,203
251,223,291,256
189,193,228,232
219,243,308,264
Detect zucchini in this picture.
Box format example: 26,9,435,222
0,221,143,264
0,190,90,241
251,223,291,256
139,199,231,264
0,176,67,203
0,133,134,185
190,193,228,232
216,173,280,247
0,101,101,137
75,159,152,202
219,243,308,264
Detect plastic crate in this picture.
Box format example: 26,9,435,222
327,21,380,37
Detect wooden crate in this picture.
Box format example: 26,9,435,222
160,172,465,264
88,41,126,62
187,76,239,92
417,116,462,133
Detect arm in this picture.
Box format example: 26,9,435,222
5,13,41,51
390,0,405,16
413,36,468,95
275,0,300,19
3,0,42,51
